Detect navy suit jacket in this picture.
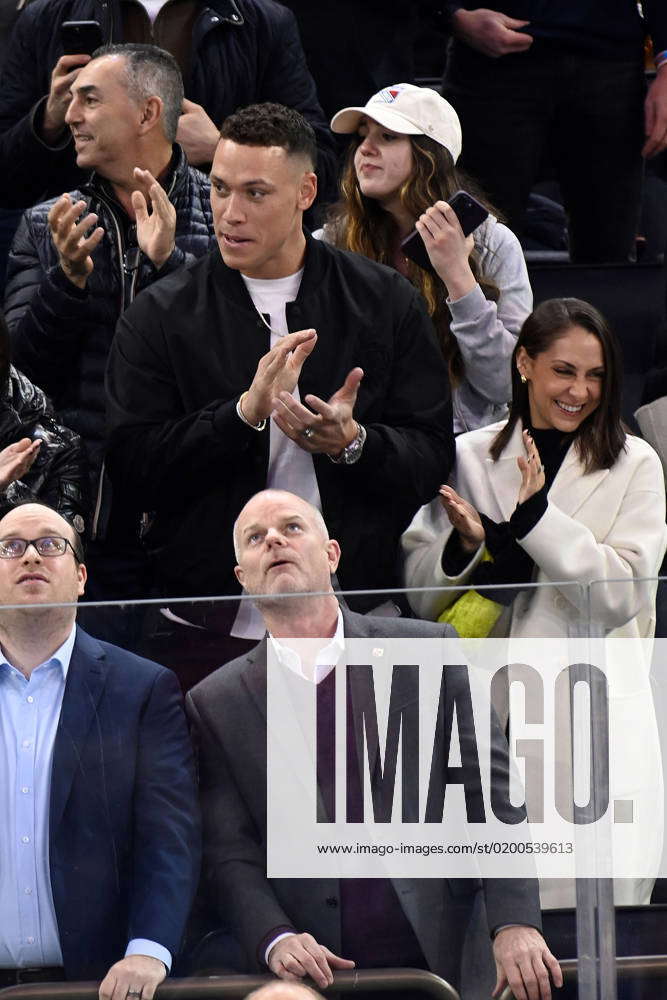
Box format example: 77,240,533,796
49,627,200,980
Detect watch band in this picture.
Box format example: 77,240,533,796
328,423,367,465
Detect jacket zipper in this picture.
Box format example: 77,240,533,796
90,171,179,539
89,192,128,539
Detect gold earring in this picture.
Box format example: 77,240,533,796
519,372,527,384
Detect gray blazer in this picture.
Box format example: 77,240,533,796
186,608,541,988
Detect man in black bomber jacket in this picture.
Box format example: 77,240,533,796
105,103,455,631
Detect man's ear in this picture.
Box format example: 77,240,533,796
326,538,341,575
77,562,87,598
234,564,245,588
297,170,317,212
138,95,163,136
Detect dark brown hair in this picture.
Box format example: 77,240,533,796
327,132,499,384
490,297,626,472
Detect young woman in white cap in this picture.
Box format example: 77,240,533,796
324,83,532,434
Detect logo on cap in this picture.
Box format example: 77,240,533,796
375,84,409,104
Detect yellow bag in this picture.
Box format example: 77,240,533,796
437,549,503,638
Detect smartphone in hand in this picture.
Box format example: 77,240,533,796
400,189,489,274
60,20,103,56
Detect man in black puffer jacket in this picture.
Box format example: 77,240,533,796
3,43,215,603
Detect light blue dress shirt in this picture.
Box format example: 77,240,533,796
0,625,171,971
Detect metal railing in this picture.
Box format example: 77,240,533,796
0,970,460,1000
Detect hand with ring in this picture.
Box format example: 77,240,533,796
98,955,166,1000
517,428,546,504
272,366,364,457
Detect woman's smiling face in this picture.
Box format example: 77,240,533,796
517,324,605,432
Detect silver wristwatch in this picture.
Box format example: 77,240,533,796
329,423,367,465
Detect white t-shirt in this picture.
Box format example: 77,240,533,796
135,0,169,23
232,269,323,640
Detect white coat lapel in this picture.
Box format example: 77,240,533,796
484,422,524,522
547,443,610,516
485,421,610,521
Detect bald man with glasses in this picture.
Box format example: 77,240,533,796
0,501,199,999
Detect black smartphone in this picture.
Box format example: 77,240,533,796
400,189,490,274
60,20,103,56
447,189,489,236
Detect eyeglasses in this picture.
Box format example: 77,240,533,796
0,536,80,561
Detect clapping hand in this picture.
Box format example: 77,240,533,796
517,429,545,505
48,194,104,289
132,168,177,270
241,330,318,425
271,367,363,457
0,439,41,491
439,485,485,553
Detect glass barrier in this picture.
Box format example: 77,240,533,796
1,578,666,1000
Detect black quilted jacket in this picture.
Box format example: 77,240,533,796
3,144,214,536
0,365,88,527
0,0,336,210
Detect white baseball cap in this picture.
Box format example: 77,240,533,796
330,83,462,164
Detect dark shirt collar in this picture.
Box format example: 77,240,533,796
82,144,184,214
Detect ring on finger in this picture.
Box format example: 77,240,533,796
301,426,315,440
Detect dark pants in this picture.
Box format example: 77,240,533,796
444,40,646,263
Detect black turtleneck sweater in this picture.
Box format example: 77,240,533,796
443,426,576,603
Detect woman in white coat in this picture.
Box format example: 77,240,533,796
402,297,667,907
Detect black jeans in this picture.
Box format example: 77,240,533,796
444,39,646,263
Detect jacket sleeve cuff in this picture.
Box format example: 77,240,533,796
442,530,475,575
258,926,296,968
509,488,548,540
428,3,463,31
150,245,187,277
447,282,488,322
124,938,171,972
212,397,264,447
48,263,89,299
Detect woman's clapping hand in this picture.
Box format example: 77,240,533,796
439,485,485,553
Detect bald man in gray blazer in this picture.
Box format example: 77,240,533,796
186,490,561,1000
